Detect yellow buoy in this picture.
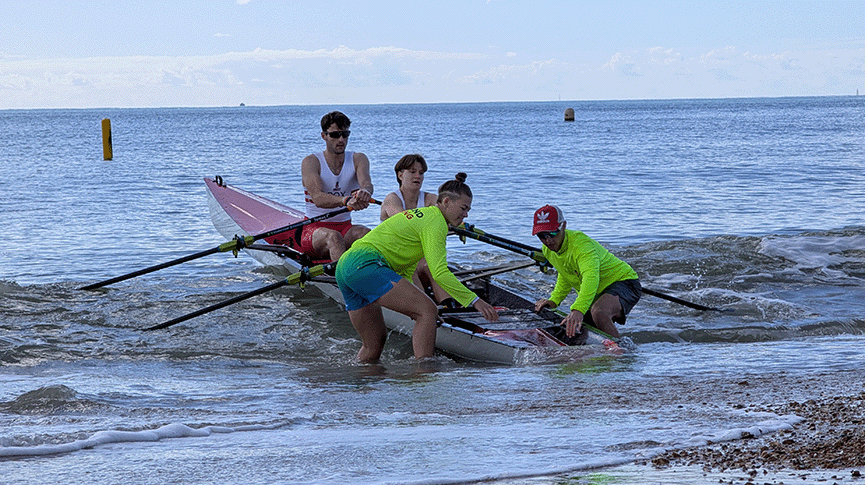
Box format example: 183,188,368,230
101,118,113,160
564,108,575,122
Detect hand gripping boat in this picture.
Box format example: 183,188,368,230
204,176,622,364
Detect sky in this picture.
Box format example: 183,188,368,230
1,0,863,108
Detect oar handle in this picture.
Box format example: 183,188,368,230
218,197,381,253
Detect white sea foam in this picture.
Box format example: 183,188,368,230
758,233,865,280
0,423,231,457
3,405,808,485
679,413,804,447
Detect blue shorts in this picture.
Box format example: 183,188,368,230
335,247,403,311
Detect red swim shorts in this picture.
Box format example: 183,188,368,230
299,220,353,256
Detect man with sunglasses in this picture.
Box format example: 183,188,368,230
532,205,641,340
300,111,374,262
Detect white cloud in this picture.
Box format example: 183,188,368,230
602,52,641,76
1,43,863,108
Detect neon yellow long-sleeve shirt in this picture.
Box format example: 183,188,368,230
542,230,638,314
350,206,478,307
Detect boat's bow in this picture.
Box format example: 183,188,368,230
205,176,307,271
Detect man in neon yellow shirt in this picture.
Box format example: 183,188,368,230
532,205,641,339
336,173,498,363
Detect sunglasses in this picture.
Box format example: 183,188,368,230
536,230,560,240
325,130,351,139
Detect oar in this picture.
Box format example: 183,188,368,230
456,261,535,283
639,287,725,312
448,225,547,265
81,200,376,291
461,222,539,253
452,224,725,313
143,263,335,331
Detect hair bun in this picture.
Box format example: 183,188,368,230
438,172,473,200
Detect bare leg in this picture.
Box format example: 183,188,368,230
347,303,388,363
589,293,623,338
344,225,370,248
374,278,439,359
311,227,347,261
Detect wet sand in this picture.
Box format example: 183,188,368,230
633,370,865,484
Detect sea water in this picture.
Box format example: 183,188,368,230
1,97,864,484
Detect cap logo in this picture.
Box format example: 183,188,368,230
536,211,550,224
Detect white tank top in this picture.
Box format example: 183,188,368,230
304,151,359,222
394,189,434,211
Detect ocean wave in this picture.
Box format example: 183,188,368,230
626,318,865,344
757,228,865,282
0,385,104,415
626,227,865,290
2,227,864,364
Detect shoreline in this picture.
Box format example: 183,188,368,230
630,373,865,484
648,391,865,473
483,370,865,485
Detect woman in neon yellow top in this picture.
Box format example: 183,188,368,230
336,173,499,363
532,205,641,339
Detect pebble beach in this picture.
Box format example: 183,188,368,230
637,370,865,485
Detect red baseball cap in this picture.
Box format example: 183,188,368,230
532,205,565,235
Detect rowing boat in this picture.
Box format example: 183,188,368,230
204,176,622,364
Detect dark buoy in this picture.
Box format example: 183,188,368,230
564,108,575,122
